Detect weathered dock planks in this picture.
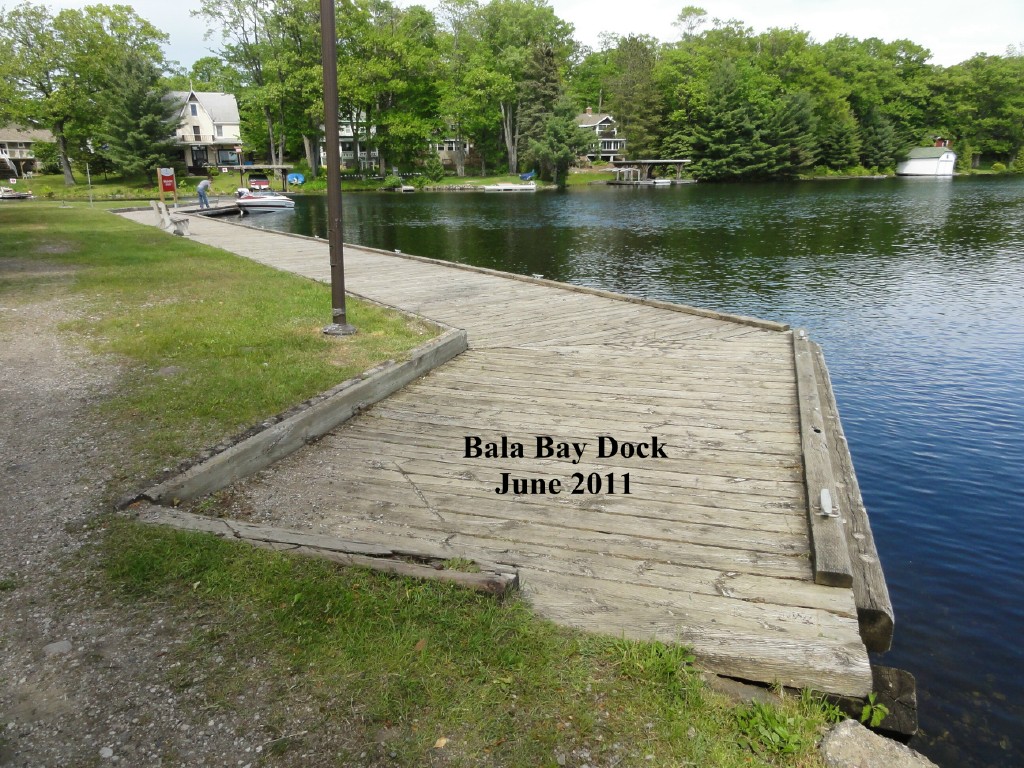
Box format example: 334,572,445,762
117,210,888,696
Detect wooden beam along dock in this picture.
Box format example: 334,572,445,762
119,209,893,697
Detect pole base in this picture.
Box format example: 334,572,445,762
323,322,357,336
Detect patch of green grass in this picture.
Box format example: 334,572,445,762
442,557,480,573
0,574,19,592
97,516,830,766
21,172,249,202
0,202,436,484
564,170,615,186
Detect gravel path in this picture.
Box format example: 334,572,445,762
0,279,265,767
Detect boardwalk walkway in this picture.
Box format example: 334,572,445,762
120,209,873,696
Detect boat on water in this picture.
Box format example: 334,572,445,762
0,186,33,200
483,181,536,193
235,188,295,212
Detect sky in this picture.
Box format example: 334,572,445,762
32,0,1024,70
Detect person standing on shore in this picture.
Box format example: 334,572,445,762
197,175,212,209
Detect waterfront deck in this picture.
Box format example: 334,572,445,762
120,209,881,696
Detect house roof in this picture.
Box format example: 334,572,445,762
905,147,954,159
0,124,54,143
576,112,615,128
167,91,240,124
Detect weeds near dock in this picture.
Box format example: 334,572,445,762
735,689,843,760
860,691,890,728
735,700,811,757
609,636,696,697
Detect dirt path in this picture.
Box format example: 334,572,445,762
0,279,266,767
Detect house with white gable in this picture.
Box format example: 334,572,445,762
576,107,626,163
167,90,242,174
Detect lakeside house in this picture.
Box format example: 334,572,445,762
429,137,480,173
896,139,957,177
167,90,242,174
320,114,380,171
0,125,53,177
575,107,626,163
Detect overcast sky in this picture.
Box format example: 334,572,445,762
33,0,1024,70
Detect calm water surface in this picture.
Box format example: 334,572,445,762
246,178,1024,766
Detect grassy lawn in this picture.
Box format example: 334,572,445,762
97,517,836,766
0,200,436,487
1,201,835,766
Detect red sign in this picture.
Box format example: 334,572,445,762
159,168,176,193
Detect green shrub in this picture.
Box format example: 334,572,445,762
421,153,446,183
1011,149,1024,174
381,174,403,189
992,161,1007,173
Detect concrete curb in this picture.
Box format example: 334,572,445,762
136,327,468,505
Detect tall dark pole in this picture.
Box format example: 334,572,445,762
320,0,356,335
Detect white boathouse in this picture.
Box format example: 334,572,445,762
896,146,957,176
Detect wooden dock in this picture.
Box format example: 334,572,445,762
119,209,891,697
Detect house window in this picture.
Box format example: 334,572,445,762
193,126,201,140
190,103,198,116
217,149,238,165
215,125,223,138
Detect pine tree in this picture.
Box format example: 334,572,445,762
765,91,818,177
606,35,664,159
99,53,181,178
518,44,562,170
688,61,776,181
528,97,594,187
858,107,899,171
816,102,861,170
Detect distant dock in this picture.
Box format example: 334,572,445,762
119,209,893,698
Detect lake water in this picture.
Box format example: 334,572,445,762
244,178,1024,766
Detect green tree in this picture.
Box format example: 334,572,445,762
606,35,664,159
476,0,575,172
687,60,776,181
98,52,181,177
672,6,707,40
765,91,818,177
528,96,593,186
436,0,495,176
518,44,563,160
336,0,441,173
955,140,975,173
0,1,167,185
858,106,899,170
566,39,616,113
814,98,861,170
164,57,241,92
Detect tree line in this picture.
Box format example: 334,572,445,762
2,0,1023,185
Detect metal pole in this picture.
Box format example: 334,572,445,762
320,0,355,335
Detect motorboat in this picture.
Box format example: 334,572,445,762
235,188,295,212
482,181,536,192
0,185,33,200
